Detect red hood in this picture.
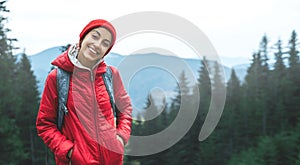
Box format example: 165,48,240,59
51,50,74,72
51,49,107,74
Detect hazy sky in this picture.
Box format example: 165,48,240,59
5,0,300,60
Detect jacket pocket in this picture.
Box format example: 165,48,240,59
101,135,124,165
99,129,124,154
70,141,87,165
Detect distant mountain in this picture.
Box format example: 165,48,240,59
23,46,250,112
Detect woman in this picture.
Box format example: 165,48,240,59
36,19,132,165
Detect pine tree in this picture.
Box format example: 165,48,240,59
130,93,171,165
243,34,272,138
168,70,191,142
286,30,300,126
15,53,41,164
196,58,212,117
138,94,162,165
243,51,265,143
167,70,203,165
211,60,226,114
143,93,160,135
269,39,289,133
197,56,211,121
287,30,299,69
154,97,170,165
0,1,27,163
258,35,271,135
222,69,243,157
0,0,17,118
194,57,212,163
273,39,286,71
198,60,227,164
176,71,199,165
171,71,190,108
124,111,144,165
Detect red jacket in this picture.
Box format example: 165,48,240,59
36,49,132,165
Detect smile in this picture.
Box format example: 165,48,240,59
88,46,99,55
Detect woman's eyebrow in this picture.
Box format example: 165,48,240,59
92,29,111,43
93,29,101,36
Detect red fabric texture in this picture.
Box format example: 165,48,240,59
36,50,132,165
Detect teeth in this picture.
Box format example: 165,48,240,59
89,47,97,55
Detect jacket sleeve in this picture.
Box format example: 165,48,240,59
111,66,133,144
36,69,73,162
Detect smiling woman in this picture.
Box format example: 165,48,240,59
78,27,113,68
36,19,132,165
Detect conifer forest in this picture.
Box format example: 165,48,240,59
1,1,300,164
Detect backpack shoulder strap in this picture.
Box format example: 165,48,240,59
102,66,117,117
56,67,70,132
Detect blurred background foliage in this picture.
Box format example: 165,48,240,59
0,1,300,164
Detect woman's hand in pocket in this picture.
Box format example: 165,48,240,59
68,149,73,165
116,135,125,146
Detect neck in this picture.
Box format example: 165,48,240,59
77,55,94,69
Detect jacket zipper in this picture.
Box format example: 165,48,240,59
90,70,103,164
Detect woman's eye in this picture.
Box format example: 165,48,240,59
92,34,99,39
103,41,110,47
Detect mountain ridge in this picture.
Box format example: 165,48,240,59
22,46,249,111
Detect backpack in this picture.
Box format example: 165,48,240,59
45,66,118,164
56,66,117,131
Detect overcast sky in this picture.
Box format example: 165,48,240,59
5,0,300,60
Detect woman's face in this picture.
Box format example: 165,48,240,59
78,27,113,68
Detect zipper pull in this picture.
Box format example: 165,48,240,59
90,71,94,81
